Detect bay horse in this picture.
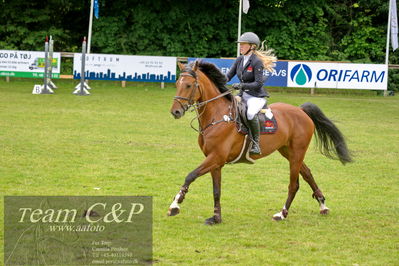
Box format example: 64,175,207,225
168,60,352,224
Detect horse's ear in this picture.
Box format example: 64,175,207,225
178,62,185,71
192,60,199,72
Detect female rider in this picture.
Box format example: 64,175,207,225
226,32,277,154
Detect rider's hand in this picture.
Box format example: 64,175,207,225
232,83,242,90
235,96,242,103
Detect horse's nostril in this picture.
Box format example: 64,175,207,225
172,109,182,118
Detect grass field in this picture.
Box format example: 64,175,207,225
1,79,398,265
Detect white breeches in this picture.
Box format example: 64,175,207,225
242,92,266,120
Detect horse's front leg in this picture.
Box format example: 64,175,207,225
167,168,198,216
205,167,222,225
167,155,222,217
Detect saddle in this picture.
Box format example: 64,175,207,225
236,101,278,135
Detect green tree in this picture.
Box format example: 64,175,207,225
0,0,397,64
0,0,89,51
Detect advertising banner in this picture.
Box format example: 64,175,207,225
287,62,388,90
73,53,177,82
0,50,61,78
188,57,288,87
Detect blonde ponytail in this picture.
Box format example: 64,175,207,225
253,41,277,72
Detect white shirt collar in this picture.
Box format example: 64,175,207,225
243,54,251,66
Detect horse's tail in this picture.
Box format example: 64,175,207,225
301,102,352,164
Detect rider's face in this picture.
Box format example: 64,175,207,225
239,43,251,55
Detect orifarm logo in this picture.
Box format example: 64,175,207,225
290,64,312,86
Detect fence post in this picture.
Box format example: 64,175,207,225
311,82,316,95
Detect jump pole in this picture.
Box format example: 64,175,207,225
73,37,91,96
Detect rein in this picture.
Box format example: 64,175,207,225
191,90,233,109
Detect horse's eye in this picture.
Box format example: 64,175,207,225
187,84,192,89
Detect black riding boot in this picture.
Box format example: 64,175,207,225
248,115,261,154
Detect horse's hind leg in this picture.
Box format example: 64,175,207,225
300,163,329,215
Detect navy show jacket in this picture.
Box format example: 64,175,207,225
226,53,269,98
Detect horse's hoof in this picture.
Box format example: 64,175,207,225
272,209,287,221
167,207,180,216
204,216,222,225
320,208,329,215
272,215,284,221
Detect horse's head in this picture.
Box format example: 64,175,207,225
170,61,201,119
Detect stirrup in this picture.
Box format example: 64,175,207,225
250,142,261,154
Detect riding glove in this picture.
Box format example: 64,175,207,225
232,83,242,90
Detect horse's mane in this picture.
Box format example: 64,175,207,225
187,61,232,101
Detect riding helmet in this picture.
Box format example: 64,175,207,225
237,32,260,47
